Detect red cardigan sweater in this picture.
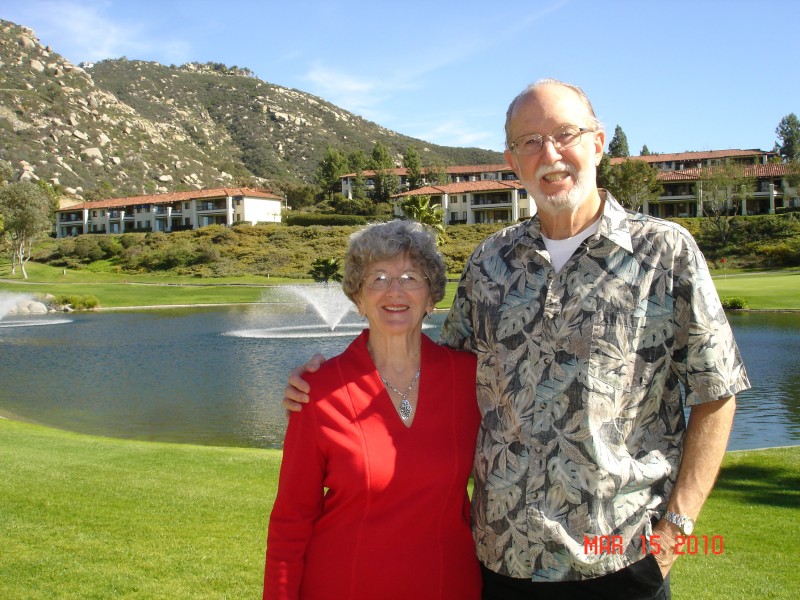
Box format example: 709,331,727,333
264,330,481,600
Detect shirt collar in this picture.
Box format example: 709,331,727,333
522,189,634,254
597,190,634,254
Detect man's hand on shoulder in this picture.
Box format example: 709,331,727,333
282,353,326,414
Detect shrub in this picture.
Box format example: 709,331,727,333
284,213,368,226
753,240,800,267
55,294,100,310
720,296,749,310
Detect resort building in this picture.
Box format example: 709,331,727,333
611,149,800,218
340,164,530,225
343,149,799,227
55,187,283,238
394,180,531,225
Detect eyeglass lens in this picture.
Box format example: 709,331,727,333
365,272,426,290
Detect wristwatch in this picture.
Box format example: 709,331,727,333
664,511,695,535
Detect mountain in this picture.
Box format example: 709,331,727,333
0,19,503,200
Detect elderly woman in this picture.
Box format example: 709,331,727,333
264,220,481,600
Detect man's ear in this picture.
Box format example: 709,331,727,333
593,130,606,166
504,149,520,176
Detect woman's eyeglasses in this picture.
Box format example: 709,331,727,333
363,272,428,290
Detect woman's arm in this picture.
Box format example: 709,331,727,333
264,409,325,599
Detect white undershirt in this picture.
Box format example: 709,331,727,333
541,217,601,273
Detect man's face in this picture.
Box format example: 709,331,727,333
503,86,605,216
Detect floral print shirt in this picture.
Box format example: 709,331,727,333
440,192,750,582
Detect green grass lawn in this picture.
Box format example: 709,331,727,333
1,419,797,599
670,445,800,599
0,419,280,599
712,270,800,310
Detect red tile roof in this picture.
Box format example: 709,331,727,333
343,163,512,178
60,187,282,211
395,180,524,197
657,162,799,182
611,149,773,166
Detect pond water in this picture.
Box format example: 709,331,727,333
0,304,797,452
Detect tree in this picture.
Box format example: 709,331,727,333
37,179,61,216
605,159,662,212
596,154,614,190
0,182,54,278
776,113,800,162
283,183,316,210
0,160,13,185
607,125,630,158
422,158,450,186
315,146,349,199
400,195,445,244
403,145,424,190
347,148,368,200
368,142,400,203
640,145,651,156
308,257,343,284
697,161,756,245
329,194,376,216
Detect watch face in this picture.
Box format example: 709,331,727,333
683,518,695,536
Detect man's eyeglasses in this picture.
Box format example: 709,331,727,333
507,125,594,156
363,271,428,291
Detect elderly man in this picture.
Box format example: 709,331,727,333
440,79,749,599
284,79,749,599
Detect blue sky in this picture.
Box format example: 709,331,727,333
2,0,798,156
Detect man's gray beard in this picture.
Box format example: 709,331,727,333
528,165,596,215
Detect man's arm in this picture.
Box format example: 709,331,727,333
652,395,736,577
282,353,326,413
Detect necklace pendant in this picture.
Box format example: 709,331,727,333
398,398,413,421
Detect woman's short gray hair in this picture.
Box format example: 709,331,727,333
342,220,446,305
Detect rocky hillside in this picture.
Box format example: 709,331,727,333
0,19,502,201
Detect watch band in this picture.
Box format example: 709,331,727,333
664,511,695,535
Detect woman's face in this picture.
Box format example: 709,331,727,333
355,253,433,338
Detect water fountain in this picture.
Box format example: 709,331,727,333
224,283,364,339
0,292,72,328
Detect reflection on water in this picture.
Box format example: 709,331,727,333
0,306,797,451
725,312,800,450
0,317,73,328
224,323,367,338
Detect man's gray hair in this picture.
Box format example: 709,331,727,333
504,78,604,148
342,219,446,304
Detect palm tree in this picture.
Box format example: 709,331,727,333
400,195,445,244
308,257,343,285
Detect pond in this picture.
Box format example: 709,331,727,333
0,303,797,452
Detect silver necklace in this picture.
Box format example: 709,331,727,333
379,368,420,421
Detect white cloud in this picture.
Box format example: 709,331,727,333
9,1,192,65
411,119,503,151
303,64,397,121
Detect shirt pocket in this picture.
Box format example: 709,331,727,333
588,309,672,395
